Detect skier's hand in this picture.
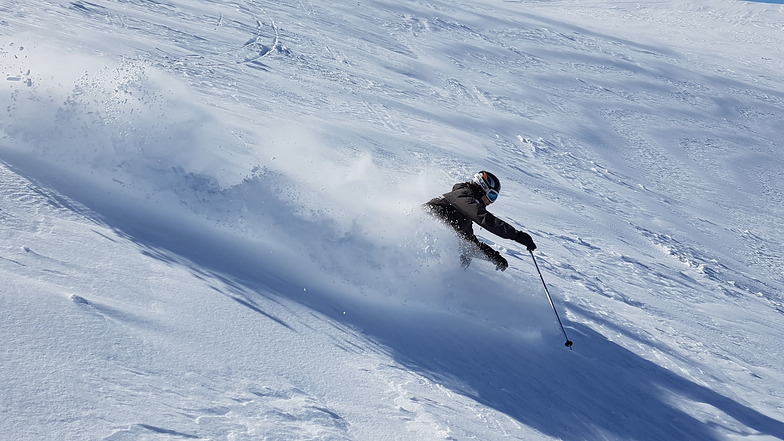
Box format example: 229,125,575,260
515,231,537,251
495,256,508,271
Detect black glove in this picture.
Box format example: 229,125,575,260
495,255,508,271
515,231,537,251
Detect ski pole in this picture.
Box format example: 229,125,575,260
529,250,573,349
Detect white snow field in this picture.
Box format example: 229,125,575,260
1,0,783,440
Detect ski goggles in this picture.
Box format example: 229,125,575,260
475,174,499,202
486,189,499,202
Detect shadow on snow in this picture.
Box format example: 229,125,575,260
31,169,781,441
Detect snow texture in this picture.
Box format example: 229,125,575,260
1,0,783,440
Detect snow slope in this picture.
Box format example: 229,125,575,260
1,0,783,440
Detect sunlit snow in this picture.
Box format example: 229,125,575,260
1,0,783,440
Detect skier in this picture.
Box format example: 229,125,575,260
424,171,537,271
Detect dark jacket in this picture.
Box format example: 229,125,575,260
425,182,522,242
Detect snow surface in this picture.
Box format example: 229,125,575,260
1,0,783,439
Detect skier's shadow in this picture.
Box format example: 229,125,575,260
346,303,784,441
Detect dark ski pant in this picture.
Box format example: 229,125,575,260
425,202,504,268
457,233,503,268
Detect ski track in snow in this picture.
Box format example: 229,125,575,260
2,0,784,440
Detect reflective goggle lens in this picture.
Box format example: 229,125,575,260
487,190,499,202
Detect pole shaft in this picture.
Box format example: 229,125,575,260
530,251,573,348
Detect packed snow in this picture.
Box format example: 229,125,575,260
1,0,783,440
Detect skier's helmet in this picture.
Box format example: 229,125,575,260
472,171,501,202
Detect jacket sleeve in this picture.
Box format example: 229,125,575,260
443,183,520,240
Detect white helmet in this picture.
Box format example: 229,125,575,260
472,171,501,202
